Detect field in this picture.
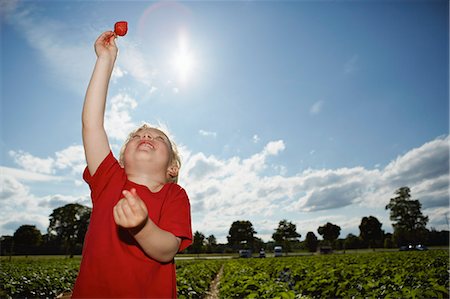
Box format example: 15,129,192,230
1,250,448,298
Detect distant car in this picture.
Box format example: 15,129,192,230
415,244,428,251
399,244,428,251
399,245,414,251
259,248,266,258
274,246,282,257
239,249,252,258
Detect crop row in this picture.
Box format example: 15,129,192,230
176,259,223,298
218,250,449,298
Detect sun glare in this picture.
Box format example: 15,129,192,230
171,34,196,84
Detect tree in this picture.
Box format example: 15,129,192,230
359,216,383,249
427,229,450,247
272,219,301,253
385,186,429,246
344,234,362,250
13,225,42,255
383,233,395,249
317,222,341,247
48,203,91,257
0,236,14,256
205,234,218,253
191,231,205,254
227,220,257,251
304,231,318,252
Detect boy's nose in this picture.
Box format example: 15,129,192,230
142,134,153,140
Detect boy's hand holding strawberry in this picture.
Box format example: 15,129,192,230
93,21,127,61
94,31,118,61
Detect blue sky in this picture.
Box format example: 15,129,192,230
1,0,448,243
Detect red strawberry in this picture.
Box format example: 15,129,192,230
114,21,128,36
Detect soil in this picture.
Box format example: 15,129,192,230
204,264,224,299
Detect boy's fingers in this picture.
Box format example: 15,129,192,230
113,205,124,224
108,32,117,46
130,188,139,198
121,200,133,218
122,190,137,206
96,31,112,43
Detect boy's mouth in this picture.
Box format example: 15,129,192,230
138,141,155,150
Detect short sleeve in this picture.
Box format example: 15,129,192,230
83,151,123,203
159,185,193,252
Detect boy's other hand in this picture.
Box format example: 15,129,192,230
113,188,149,231
94,31,118,61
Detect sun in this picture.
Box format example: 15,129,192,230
171,34,196,84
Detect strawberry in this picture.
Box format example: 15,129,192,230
114,21,128,36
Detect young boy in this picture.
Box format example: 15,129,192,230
71,31,192,298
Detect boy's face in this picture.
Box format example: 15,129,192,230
123,128,173,172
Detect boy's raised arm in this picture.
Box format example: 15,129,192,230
82,31,117,175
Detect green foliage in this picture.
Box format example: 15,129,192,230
304,232,318,252
359,216,383,248
385,186,429,246
227,220,257,251
48,203,91,256
176,259,222,298
272,220,301,252
13,225,42,255
220,259,289,298
317,222,341,246
218,250,449,299
190,231,206,254
0,256,80,298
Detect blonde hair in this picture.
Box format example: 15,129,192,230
119,123,181,183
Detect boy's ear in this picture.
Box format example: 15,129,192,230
167,165,179,179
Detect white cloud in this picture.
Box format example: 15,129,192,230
0,175,30,200
118,40,155,87
0,166,64,182
54,145,86,175
264,140,285,156
289,167,378,212
104,93,138,141
9,145,86,176
111,66,127,83
9,150,55,174
310,100,324,115
382,136,449,186
252,134,260,143
199,129,217,138
0,171,91,236
0,175,48,234
38,194,90,209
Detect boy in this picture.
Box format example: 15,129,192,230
72,31,192,298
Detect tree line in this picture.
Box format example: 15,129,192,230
1,186,448,256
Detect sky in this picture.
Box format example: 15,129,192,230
1,0,449,243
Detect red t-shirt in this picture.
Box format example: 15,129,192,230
72,152,192,298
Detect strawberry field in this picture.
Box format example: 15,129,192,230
1,250,448,298
218,250,449,298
